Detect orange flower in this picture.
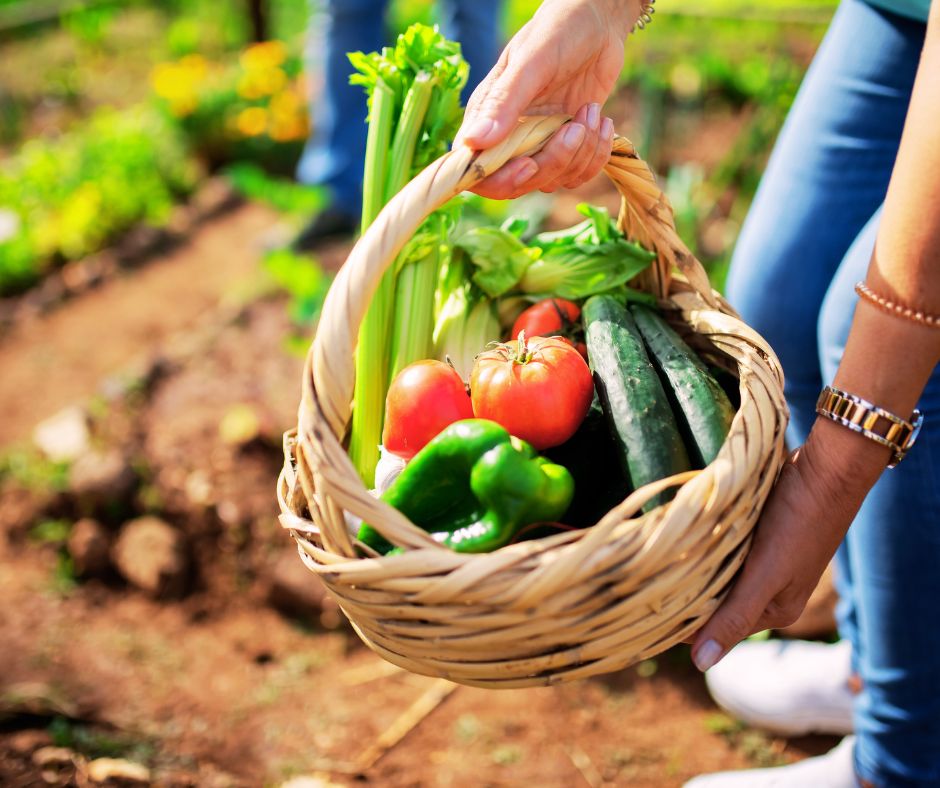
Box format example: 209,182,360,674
240,40,287,72
235,107,268,137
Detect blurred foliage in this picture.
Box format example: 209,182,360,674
0,107,199,294
264,248,331,333
0,0,838,298
0,448,70,491
48,715,156,763
29,519,72,544
150,41,309,172
225,162,325,215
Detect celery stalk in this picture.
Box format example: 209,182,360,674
389,245,440,381
349,80,396,482
360,79,395,232
384,74,434,201
347,26,468,485
350,76,434,483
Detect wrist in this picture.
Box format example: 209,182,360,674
803,416,889,493
598,0,642,37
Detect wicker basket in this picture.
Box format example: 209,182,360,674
277,115,788,689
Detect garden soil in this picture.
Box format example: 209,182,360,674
0,195,836,787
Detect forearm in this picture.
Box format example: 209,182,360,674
806,4,940,487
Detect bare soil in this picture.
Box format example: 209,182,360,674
0,182,836,787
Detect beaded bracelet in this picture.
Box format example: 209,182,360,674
855,281,940,329
633,0,656,31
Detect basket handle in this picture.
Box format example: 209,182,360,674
305,114,718,443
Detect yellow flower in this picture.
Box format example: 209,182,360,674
235,106,268,137
150,61,203,117
236,67,287,100
240,40,287,72
180,53,208,80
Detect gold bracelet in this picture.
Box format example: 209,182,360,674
816,385,923,468
632,0,656,31
855,281,940,328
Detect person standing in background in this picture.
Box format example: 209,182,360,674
292,0,502,249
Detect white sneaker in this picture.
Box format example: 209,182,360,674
684,736,859,787
705,639,855,736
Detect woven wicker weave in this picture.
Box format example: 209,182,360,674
277,115,788,689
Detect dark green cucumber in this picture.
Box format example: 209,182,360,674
630,304,736,468
582,295,690,511
545,393,632,527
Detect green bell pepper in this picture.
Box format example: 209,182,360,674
358,419,574,554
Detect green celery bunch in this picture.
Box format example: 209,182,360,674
348,25,468,485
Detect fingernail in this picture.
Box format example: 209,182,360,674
587,103,600,130
512,159,539,187
563,123,586,148
461,117,495,145
693,639,724,672
601,117,615,140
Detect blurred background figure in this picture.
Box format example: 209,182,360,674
292,0,502,250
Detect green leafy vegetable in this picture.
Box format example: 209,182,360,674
455,226,541,298
520,203,657,299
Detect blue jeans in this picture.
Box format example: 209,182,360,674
727,0,940,784
297,0,501,215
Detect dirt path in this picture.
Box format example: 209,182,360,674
0,203,281,446
0,545,836,787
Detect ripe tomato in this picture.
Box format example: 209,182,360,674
383,360,473,460
470,335,593,450
511,298,587,360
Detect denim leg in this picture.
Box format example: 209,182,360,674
296,0,387,214
440,0,502,99
725,0,923,450
819,212,940,786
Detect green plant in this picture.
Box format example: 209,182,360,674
0,449,70,492
0,106,199,295
29,519,72,544
48,716,155,763
225,162,325,215
263,248,331,328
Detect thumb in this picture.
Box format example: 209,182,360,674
691,568,769,672
455,63,543,149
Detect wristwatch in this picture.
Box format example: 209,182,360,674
815,385,923,469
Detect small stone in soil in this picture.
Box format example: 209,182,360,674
112,516,189,598
8,729,53,755
86,757,151,785
68,450,137,505
32,406,90,462
68,518,111,577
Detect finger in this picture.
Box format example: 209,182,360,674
543,107,610,192
540,103,595,191
455,61,543,150
525,121,589,193
561,115,614,189
690,563,775,672
470,121,588,199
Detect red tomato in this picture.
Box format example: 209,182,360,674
470,335,594,450
511,298,587,360
383,360,473,460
